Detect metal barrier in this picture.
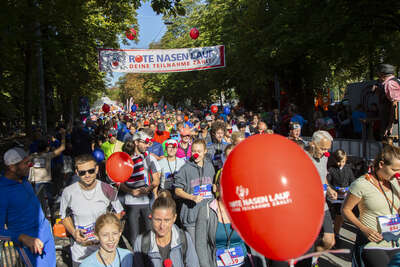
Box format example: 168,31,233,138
0,240,25,267
303,137,382,160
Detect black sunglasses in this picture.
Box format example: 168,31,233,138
77,168,96,176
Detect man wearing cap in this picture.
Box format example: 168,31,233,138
197,120,212,144
158,139,186,191
372,64,400,138
0,147,56,266
288,122,306,146
100,129,124,159
120,131,161,246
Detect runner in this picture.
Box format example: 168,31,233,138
174,139,215,243
305,131,336,261
120,131,161,247
158,139,186,192
176,127,192,160
80,213,133,267
207,121,228,171
60,154,124,266
342,145,400,267
101,129,124,159
134,190,199,266
327,149,355,236
196,146,251,267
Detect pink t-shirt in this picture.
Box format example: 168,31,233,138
383,75,400,102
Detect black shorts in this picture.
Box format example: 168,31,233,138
321,209,334,234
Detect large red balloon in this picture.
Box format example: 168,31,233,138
102,103,110,113
106,152,133,183
126,28,137,40
221,134,324,261
190,27,199,39
211,105,218,114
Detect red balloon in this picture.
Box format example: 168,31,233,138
210,105,218,114
102,103,110,113
126,28,137,40
106,152,133,183
190,27,199,39
221,134,324,261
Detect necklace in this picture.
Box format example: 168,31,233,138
98,249,121,267
166,157,177,178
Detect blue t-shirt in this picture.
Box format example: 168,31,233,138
0,175,56,266
80,248,133,267
352,110,367,134
148,141,164,157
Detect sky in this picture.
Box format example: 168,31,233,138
108,1,167,86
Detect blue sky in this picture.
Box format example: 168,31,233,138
108,1,167,86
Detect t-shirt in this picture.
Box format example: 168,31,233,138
29,152,55,183
158,242,171,262
153,131,170,144
60,180,124,262
308,153,329,211
80,248,133,267
158,157,186,189
124,154,161,205
350,176,400,249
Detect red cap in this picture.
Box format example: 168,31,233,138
324,152,330,157
163,259,173,267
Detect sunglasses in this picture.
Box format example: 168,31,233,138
77,168,96,176
181,135,190,137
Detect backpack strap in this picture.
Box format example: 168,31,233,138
178,229,188,266
141,230,152,265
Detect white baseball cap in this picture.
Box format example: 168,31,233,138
4,147,28,166
165,139,178,147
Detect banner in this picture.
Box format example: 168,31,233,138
98,45,225,73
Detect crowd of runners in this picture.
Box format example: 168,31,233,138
2,102,400,267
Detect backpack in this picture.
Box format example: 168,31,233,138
141,228,188,266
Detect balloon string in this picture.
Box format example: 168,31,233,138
287,249,350,265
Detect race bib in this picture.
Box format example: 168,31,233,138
193,184,213,199
378,214,400,235
216,246,245,266
328,187,349,204
77,223,96,241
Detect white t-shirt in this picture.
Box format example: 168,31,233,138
158,157,185,189
125,154,161,205
60,180,124,263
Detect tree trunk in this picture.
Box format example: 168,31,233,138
24,43,33,137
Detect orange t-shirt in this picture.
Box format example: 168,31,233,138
153,131,170,144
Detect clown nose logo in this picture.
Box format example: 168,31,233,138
324,152,330,157
395,173,400,179
193,153,199,159
163,259,172,267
